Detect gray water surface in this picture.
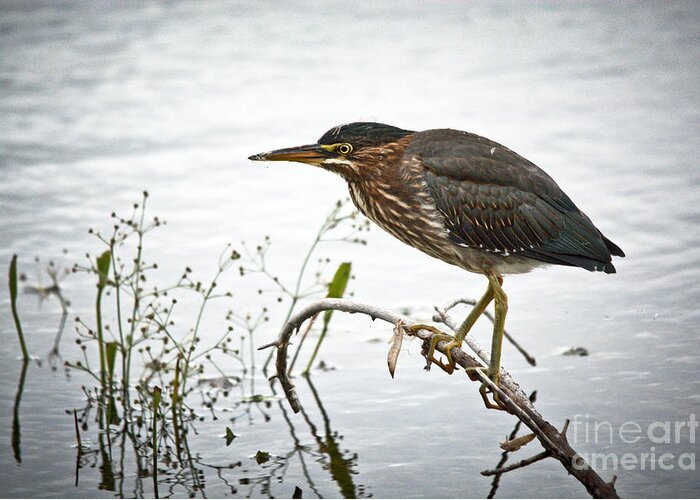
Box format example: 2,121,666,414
1,1,699,498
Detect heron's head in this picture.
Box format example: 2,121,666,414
248,122,414,181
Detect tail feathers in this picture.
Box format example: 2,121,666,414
551,252,617,274
523,247,618,274
602,234,625,257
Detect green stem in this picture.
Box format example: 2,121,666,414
9,255,29,361
125,193,148,400
303,262,351,374
11,360,29,464
303,320,329,374
262,215,331,372
95,251,111,390
96,290,106,388
171,356,182,461
179,267,223,398
152,386,161,498
110,242,128,404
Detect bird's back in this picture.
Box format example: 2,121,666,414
401,128,624,274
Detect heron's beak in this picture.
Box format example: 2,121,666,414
248,144,327,165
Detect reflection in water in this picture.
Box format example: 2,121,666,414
64,351,367,498
11,360,29,465
72,396,203,497
302,375,362,499
233,375,367,498
47,311,68,370
23,255,71,312
487,391,537,499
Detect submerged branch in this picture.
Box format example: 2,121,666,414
260,297,619,499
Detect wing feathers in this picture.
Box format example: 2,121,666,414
411,129,623,273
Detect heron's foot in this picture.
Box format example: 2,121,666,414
404,324,460,374
465,366,509,412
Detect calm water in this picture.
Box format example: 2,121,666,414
1,1,700,497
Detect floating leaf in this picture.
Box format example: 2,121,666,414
255,450,270,464
562,347,589,357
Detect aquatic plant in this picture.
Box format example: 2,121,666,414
59,192,365,496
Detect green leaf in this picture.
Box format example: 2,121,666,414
96,250,111,290
105,342,121,425
225,427,237,446
242,394,265,403
9,254,18,301
322,262,351,325
304,262,352,374
326,262,351,299
255,450,270,464
152,385,161,489
105,342,118,378
153,386,162,410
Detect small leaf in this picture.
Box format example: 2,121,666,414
387,320,404,379
255,450,270,464
322,262,352,326
225,427,237,446
105,342,118,378
105,342,121,425
96,250,111,290
303,262,352,374
500,432,536,452
9,254,18,301
562,347,589,357
153,386,162,410
326,262,351,299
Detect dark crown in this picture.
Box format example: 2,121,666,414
318,122,414,149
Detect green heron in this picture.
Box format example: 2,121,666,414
249,122,624,409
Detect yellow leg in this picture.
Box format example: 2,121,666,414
407,281,495,374
406,274,511,413
481,274,508,410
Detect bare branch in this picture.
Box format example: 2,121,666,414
481,450,551,476
267,297,620,499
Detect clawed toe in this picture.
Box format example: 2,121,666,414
479,383,508,412
405,320,510,412
404,324,461,374
465,366,509,412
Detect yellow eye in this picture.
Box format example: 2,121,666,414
337,143,353,155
